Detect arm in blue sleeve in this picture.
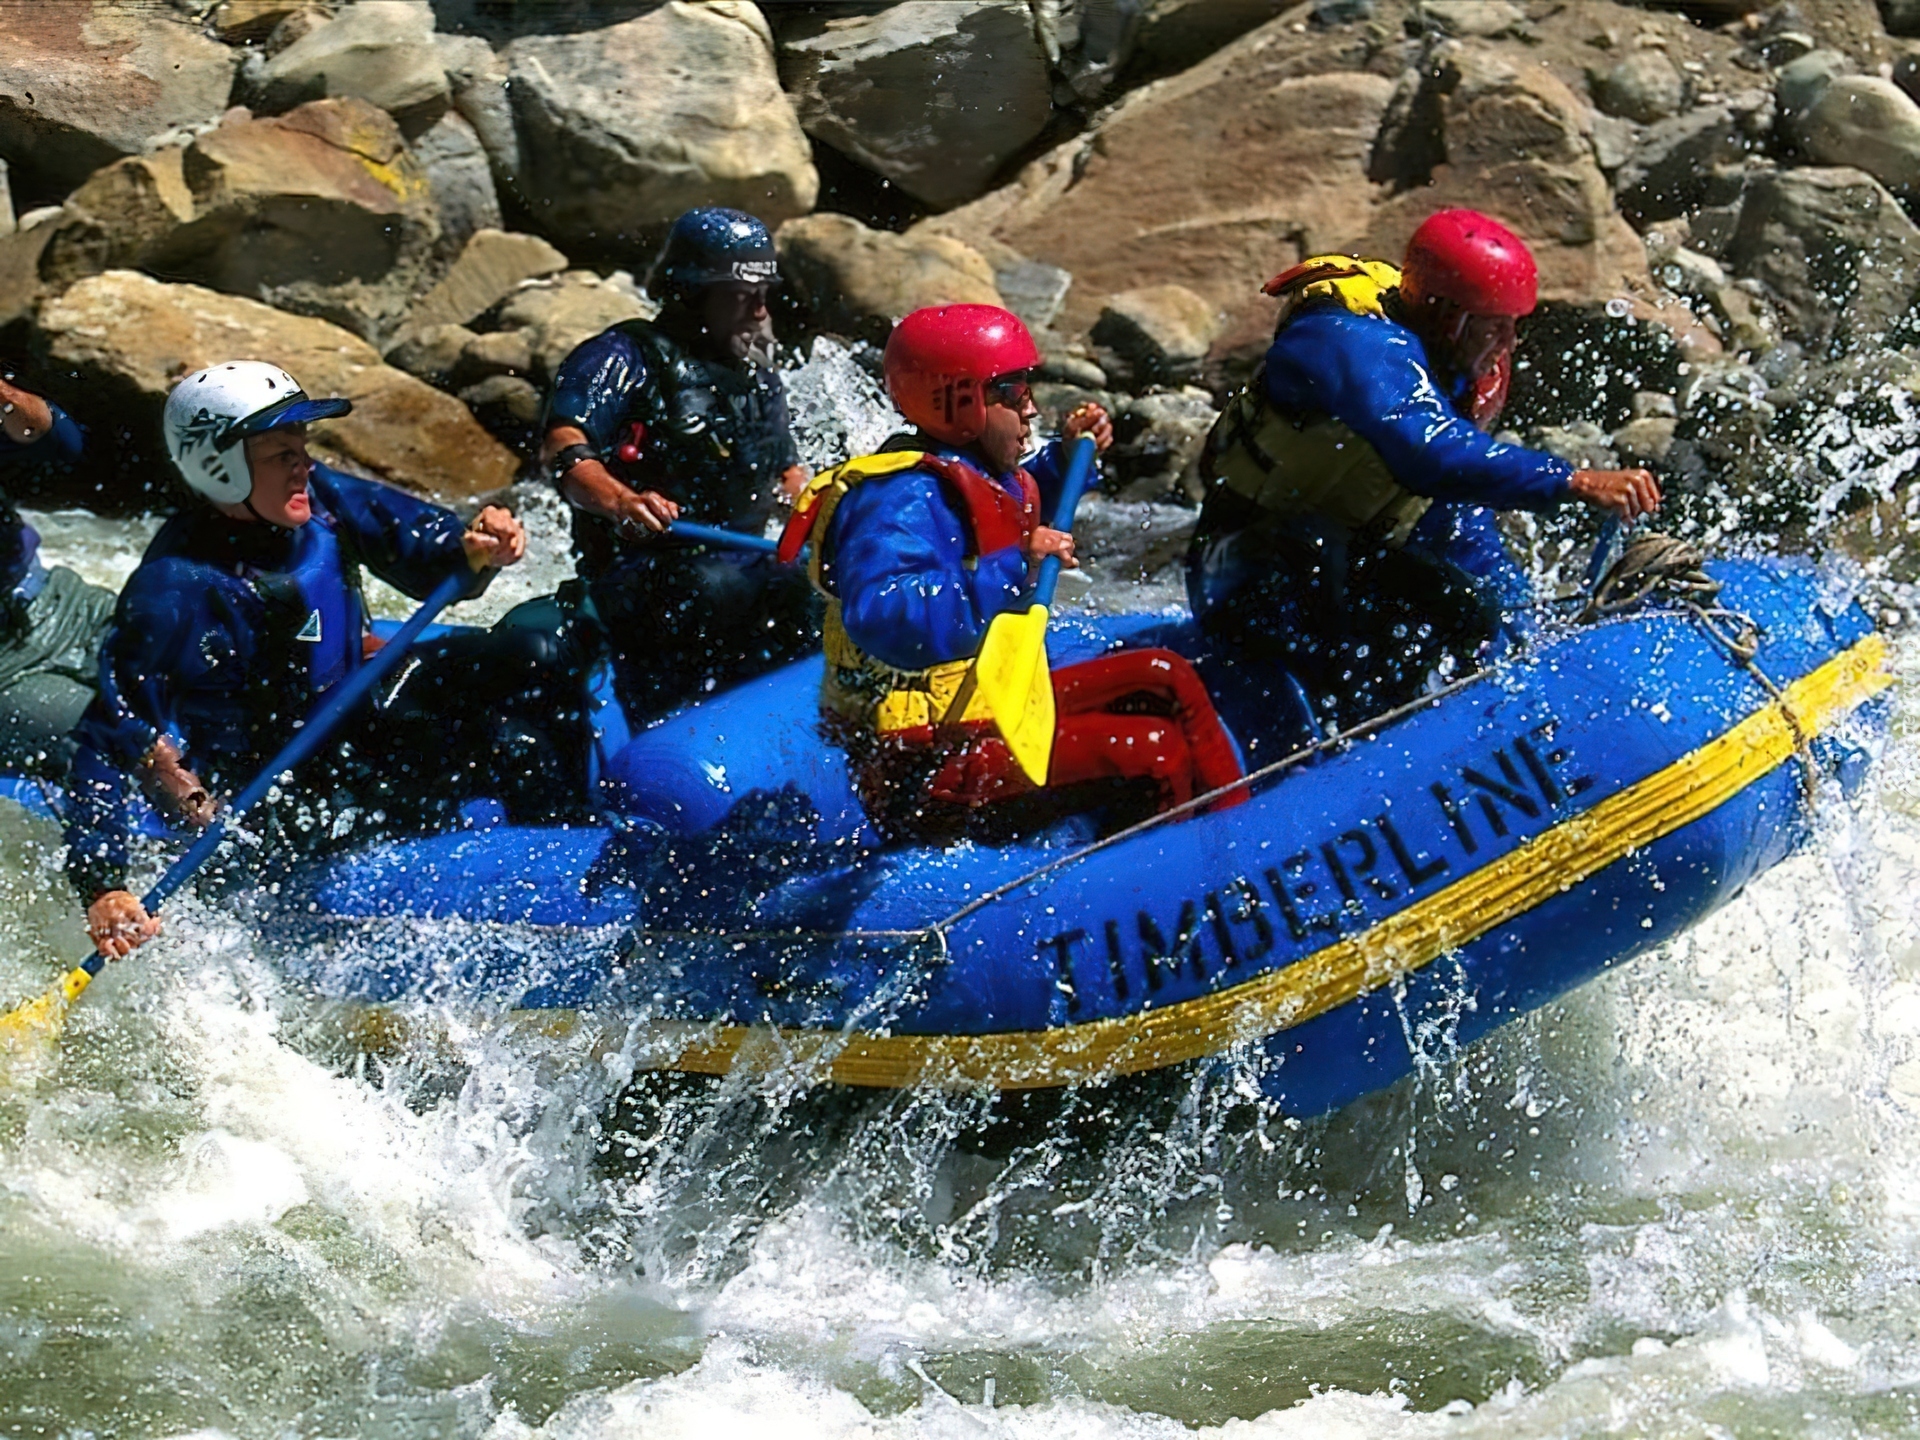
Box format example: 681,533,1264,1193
63,731,132,900
61,567,258,899
828,471,1030,672
1025,440,1072,525
87,563,256,768
1268,309,1575,512
309,466,488,603
545,328,650,455
0,400,83,468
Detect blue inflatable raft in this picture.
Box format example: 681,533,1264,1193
261,555,1889,1117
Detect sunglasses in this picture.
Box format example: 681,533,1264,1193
983,374,1034,409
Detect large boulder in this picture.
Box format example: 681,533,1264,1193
437,33,519,190
147,99,443,343
779,1,1052,210
245,1,449,133
32,271,520,500
1123,0,1292,86
1366,46,1651,310
1724,166,1920,354
0,4,238,204
1090,284,1223,387
1613,96,1771,228
503,2,816,251
0,101,448,342
1589,49,1686,124
1797,77,1920,201
493,272,656,384
927,23,1395,358
776,213,1003,344
404,228,568,334
410,109,501,260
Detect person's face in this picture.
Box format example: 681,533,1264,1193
700,281,774,361
240,426,313,527
1453,312,1518,381
977,373,1037,474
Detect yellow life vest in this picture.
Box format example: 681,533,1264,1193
780,451,1033,740
1206,255,1433,546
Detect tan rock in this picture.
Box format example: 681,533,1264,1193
1725,166,1920,352
458,329,534,382
1091,285,1223,384
777,213,1003,344
0,3,238,198
385,322,477,385
779,1,1052,210
211,0,310,44
35,150,197,292
0,158,13,238
1799,77,1920,199
144,98,443,342
496,274,656,384
1367,48,1652,310
34,271,518,499
459,375,543,427
503,2,817,249
251,1,450,131
405,229,569,333
930,36,1395,359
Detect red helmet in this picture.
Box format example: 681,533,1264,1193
1401,210,1538,318
884,304,1042,445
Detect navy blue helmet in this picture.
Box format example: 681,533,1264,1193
654,207,779,296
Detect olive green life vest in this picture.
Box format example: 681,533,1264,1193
1206,256,1432,547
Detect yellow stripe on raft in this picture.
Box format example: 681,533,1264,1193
645,633,1892,1091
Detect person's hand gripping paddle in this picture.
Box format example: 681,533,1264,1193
971,434,1099,786
0,571,470,1068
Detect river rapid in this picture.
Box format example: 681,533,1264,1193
3,343,1919,1439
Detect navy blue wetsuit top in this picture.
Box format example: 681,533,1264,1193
823,438,1073,674
1264,305,1574,511
546,319,801,576
63,463,485,899
0,401,84,599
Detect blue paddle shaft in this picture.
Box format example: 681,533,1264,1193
1032,435,1099,611
1585,517,1622,590
81,568,472,979
666,520,782,556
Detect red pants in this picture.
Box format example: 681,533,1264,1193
854,648,1245,842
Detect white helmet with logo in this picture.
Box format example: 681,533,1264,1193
163,360,352,504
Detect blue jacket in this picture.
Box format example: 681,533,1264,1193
825,439,1074,673
547,314,801,579
0,401,85,600
63,464,485,899
1264,305,1574,511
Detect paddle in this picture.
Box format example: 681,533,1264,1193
666,519,782,556
971,434,1099,786
1585,516,1624,591
0,568,471,1057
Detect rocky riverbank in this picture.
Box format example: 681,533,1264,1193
4,0,1920,586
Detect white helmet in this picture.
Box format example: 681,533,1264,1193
163,360,352,504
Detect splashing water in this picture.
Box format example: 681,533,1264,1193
3,376,1920,1439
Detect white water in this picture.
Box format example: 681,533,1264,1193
2,343,1918,1438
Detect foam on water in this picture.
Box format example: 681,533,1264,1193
6,376,1920,1436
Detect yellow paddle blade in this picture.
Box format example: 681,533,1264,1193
974,603,1055,785
0,966,93,1070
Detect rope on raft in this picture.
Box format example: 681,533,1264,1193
1578,532,1817,805
935,535,1823,935
582,536,1816,955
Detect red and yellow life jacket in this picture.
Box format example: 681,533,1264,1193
778,450,1039,739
